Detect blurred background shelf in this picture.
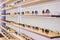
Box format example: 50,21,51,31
21,0,53,7
0,0,60,40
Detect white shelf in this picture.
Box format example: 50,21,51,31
0,0,53,10
0,31,9,40
21,0,53,7
0,0,15,4
11,33,34,40
0,25,20,40
0,14,60,18
1,20,60,39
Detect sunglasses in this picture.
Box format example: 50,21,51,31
26,25,31,28
18,23,22,25
14,12,17,15
35,11,38,14
21,12,24,15
15,32,18,34
32,26,35,29
21,34,33,40
34,27,39,30
7,13,10,15
32,11,38,14
45,29,49,34
22,24,25,27
17,12,20,15
32,11,34,14
18,23,50,34
2,29,14,39
25,11,30,14
42,10,45,14
3,26,10,30
46,9,50,13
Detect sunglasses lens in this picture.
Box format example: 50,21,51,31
32,26,34,29
22,12,24,15
42,29,44,32
8,13,10,15
32,11,34,14
27,25,30,28
35,27,39,30
35,11,38,14
22,24,25,27
46,9,50,13
42,10,45,14
45,29,49,34
26,38,29,40
15,32,17,34
18,12,20,14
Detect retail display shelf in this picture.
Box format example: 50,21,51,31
0,0,53,10
0,25,17,40
4,6,18,10
0,25,19,39
12,33,34,40
0,29,16,40
20,15,60,18
0,13,60,18
0,0,9,4
0,7,13,11
21,0,53,7
0,0,60,40
0,4,20,11
0,28,15,40
0,0,15,4
0,32,9,40
1,20,60,39
0,25,16,33
0,25,34,40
